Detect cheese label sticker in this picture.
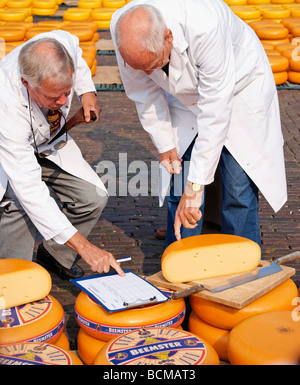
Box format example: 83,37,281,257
106,328,207,365
0,343,72,365
0,296,52,329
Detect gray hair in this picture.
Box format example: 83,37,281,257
115,4,167,55
18,38,75,87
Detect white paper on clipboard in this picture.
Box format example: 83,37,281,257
71,270,169,312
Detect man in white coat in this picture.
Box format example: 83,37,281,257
0,31,124,279
110,0,287,249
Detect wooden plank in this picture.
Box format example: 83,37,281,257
146,261,295,309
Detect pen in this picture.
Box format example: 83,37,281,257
116,257,132,263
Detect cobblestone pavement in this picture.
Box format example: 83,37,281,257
3,29,300,345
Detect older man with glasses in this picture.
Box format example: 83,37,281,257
0,31,124,279
110,0,287,250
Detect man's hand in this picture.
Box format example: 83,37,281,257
81,91,101,122
66,231,125,276
160,148,182,174
174,182,204,241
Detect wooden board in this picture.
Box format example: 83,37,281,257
146,261,295,309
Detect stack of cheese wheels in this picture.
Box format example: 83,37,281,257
75,288,186,364
0,259,69,351
90,7,117,29
32,0,58,16
0,342,82,365
93,327,220,365
188,278,298,362
63,8,91,22
227,311,300,365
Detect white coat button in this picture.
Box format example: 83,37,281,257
246,162,251,166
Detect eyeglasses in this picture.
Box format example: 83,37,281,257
27,90,67,158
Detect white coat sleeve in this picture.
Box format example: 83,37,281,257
188,21,236,186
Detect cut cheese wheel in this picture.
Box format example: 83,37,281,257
93,327,220,365
256,25,289,39
189,278,298,330
0,295,65,345
289,55,300,70
77,328,107,365
53,332,70,350
161,234,261,283
188,311,230,362
0,259,51,310
273,71,288,84
267,54,289,71
227,311,300,365
75,289,185,341
288,70,300,83
0,342,83,365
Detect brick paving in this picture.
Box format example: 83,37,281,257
1,28,300,347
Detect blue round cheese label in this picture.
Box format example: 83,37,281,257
106,328,207,365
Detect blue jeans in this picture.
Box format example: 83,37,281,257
165,145,261,250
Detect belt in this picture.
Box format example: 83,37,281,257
48,107,96,144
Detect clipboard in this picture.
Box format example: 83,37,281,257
71,270,169,313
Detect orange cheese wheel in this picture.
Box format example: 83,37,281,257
77,328,107,365
227,311,300,365
285,20,300,32
93,327,220,365
265,48,281,55
263,9,291,19
91,59,97,76
281,17,300,27
0,259,51,310
90,8,117,20
0,27,26,41
62,26,94,41
75,290,185,341
288,70,300,82
261,37,290,47
66,21,99,32
0,342,83,365
63,9,91,21
256,25,289,39
53,332,70,350
36,20,66,29
289,55,300,70
4,21,35,30
267,54,289,71
292,25,300,36
249,19,279,31
280,47,295,58
32,6,58,16
190,278,298,330
261,41,275,50
25,27,58,39
275,40,300,53
188,311,230,362
273,71,288,84
102,0,126,7
0,295,65,345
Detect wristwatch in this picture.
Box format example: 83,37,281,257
192,183,201,192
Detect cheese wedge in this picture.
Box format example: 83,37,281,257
161,234,261,283
0,259,51,310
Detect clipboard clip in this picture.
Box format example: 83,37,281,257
123,296,157,309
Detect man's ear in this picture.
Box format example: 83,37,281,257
165,29,173,44
21,77,29,89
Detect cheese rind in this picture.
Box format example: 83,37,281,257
161,234,261,283
0,259,52,310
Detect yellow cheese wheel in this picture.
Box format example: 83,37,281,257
4,21,34,30
0,259,51,310
36,20,66,28
256,25,289,39
63,26,94,41
91,59,97,76
189,278,298,330
289,55,300,70
249,19,279,31
63,9,91,21
66,20,99,32
223,0,247,4
273,70,288,84
288,69,300,82
102,0,126,7
0,10,27,21
32,0,56,8
263,8,291,19
74,289,185,341
93,20,110,29
291,9,300,17
25,26,58,39
0,342,83,365
93,327,220,365
32,6,58,16
248,0,271,4
78,0,102,8
188,311,230,362
161,234,261,283
0,27,26,41
6,0,31,7
227,311,300,365
233,8,261,20
80,44,97,56
0,295,65,346
53,332,70,350
91,7,117,20
267,53,289,71
82,53,94,68
77,328,107,365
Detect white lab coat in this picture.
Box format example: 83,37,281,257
110,0,287,212
0,30,107,243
